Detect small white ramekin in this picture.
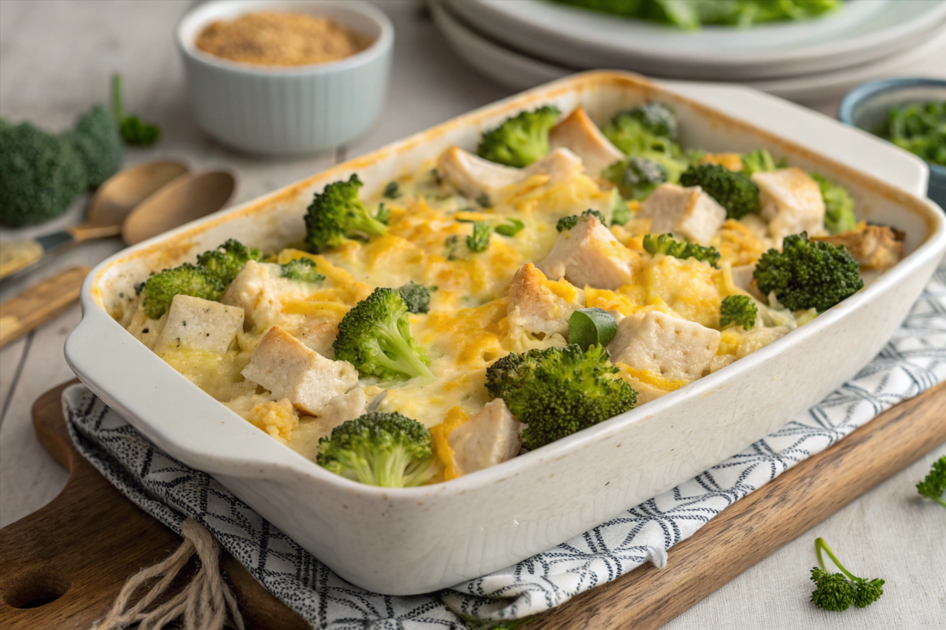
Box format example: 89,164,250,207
176,0,393,156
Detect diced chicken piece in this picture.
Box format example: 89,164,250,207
729,263,765,301
125,300,167,351
153,295,244,355
222,261,314,330
812,225,903,271
752,168,825,248
608,311,720,382
638,183,727,246
241,326,358,415
317,387,369,432
448,399,521,476
507,263,585,337
538,213,637,290
437,147,583,200
549,108,624,177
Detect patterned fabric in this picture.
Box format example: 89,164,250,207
65,263,946,630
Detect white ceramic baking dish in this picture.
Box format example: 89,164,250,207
65,72,946,595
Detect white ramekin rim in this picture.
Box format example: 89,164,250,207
175,0,394,76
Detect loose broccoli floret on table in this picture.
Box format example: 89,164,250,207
137,263,225,319
643,233,720,267
196,238,262,285
112,74,161,146
811,174,857,235
304,174,388,252
65,105,122,189
917,455,946,509
317,412,439,487
810,537,884,612
396,281,431,314
602,103,678,155
680,163,760,220
280,257,325,284
753,232,863,312
333,287,433,381
719,295,757,330
0,120,88,226
485,344,637,451
556,208,607,232
476,105,561,167
602,156,667,200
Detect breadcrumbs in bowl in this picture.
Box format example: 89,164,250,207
195,12,371,67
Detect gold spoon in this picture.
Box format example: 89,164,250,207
0,170,236,347
0,160,189,281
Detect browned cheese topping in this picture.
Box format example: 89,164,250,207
195,12,369,67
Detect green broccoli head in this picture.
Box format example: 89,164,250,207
280,258,325,284
753,232,864,312
476,105,561,168
304,174,388,252
112,74,161,146
643,233,720,267
720,295,757,330
317,412,439,487
396,281,431,314
679,163,760,220
138,263,225,319
333,287,433,381
485,344,637,450
602,156,668,200
0,120,87,227
602,103,678,155
740,149,778,176
811,174,856,235
556,208,607,232
66,105,122,188
196,239,262,286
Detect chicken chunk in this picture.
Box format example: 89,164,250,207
507,263,585,337
317,388,369,430
153,295,244,356
447,399,521,476
638,183,727,246
221,261,314,331
437,147,583,200
241,326,358,415
752,168,825,248
812,225,903,271
538,213,637,290
125,301,166,351
549,107,624,177
607,311,720,382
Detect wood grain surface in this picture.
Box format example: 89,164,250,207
0,379,943,629
0,267,89,348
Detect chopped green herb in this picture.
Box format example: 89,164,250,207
476,192,492,208
466,221,491,253
568,308,617,351
810,538,884,612
383,181,401,199
495,218,525,237
917,455,946,509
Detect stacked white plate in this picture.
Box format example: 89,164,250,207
432,0,946,103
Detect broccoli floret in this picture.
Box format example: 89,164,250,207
680,163,760,220
396,281,431,314
719,295,757,330
485,344,637,450
333,288,433,381
65,105,122,189
317,412,439,487
112,74,160,146
374,202,392,225
811,174,857,235
602,103,678,155
602,156,667,200
810,537,884,612
740,149,779,175
382,181,401,199
304,174,388,252
466,220,491,253
196,238,262,285
138,263,225,319
477,105,561,167
643,233,720,267
753,232,863,312
556,208,606,232
0,120,87,226
280,258,325,284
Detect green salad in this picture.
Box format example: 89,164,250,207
549,0,843,29
876,101,946,167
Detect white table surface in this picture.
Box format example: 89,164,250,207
1,1,943,628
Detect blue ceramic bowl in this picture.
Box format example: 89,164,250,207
839,78,946,208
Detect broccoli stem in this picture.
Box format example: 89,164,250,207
352,212,388,238
333,450,377,485
815,538,857,582
376,325,434,380
371,449,415,487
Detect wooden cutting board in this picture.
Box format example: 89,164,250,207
1,380,944,629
